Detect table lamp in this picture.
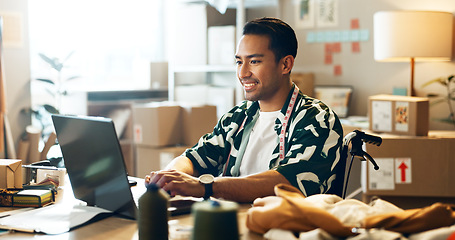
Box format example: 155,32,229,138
373,11,453,96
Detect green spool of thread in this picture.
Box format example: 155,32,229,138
138,183,170,240
191,200,239,240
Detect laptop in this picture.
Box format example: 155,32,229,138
51,114,197,220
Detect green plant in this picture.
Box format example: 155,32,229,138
422,75,455,128
36,52,80,111
22,52,80,137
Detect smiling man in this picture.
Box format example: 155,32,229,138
146,17,344,203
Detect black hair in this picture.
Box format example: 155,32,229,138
242,17,298,62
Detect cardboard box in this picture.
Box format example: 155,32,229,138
362,194,455,210
368,94,429,136
135,145,190,177
291,73,314,97
176,85,234,119
363,131,455,199
88,102,133,140
180,104,218,146
0,159,23,189
119,141,135,176
132,102,182,147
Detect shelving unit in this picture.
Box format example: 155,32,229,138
169,65,238,104
172,65,236,73
168,0,282,108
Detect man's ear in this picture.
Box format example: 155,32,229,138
281,55,294,75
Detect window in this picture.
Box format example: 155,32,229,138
28,0,166,93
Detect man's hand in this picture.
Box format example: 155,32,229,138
145,170,205,198
144,156,291,202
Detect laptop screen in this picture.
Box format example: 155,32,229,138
52,114,137,219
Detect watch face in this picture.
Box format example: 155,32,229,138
200,174,214,184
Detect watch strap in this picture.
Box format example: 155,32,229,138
203,182,213,200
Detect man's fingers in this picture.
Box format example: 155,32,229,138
148,171,165,183
145,170,202,197
144,175,151,184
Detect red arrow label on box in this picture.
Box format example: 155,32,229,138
398,162,408,182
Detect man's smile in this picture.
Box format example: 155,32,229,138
242,81,259,91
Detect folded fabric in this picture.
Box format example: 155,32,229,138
246,183,455,238
347,228,405,240
264,228,338,240
408,224,455,240
246,184,355,237
264,228,300,240
363,202,455,234
310,194,402,226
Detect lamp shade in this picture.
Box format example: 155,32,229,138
374,11,453,62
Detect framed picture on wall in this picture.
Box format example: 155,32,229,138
316,0,339,27
315,85,353,118
295,0,316,29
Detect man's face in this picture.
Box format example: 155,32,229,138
235,34,284,105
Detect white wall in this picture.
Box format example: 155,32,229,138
1,0,454,156
0,0,31,154
249,0,455,130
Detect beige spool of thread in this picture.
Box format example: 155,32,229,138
191,200,239,240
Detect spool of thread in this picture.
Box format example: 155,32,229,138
138,184,169,240
191,200,239,240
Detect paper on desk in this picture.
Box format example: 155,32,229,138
0,207,33,218
0,204,112,234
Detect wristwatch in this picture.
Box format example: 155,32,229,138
199,174,215,200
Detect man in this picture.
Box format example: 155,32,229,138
146,17,343,203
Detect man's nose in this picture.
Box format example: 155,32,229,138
238,64,251,79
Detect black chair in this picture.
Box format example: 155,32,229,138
327,130,382,199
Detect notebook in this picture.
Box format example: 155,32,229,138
51,114,198,220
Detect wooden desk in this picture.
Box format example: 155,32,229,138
0,180,264,240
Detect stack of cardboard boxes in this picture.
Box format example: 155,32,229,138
132,102,217,177
363,95,455,209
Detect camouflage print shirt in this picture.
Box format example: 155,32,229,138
184,85,344,196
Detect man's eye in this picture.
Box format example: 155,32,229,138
236,60,242,65
250,60,260,64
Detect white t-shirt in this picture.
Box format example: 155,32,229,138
239,110,280,176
